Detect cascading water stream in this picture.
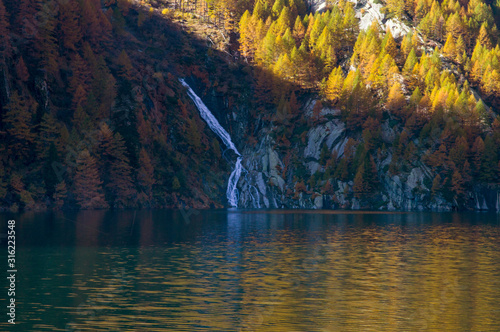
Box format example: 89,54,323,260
179,79,243,207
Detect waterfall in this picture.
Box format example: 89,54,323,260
180,79,243,207
227,157,243,207
179,79,240,156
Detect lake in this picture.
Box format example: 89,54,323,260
1,210,500,331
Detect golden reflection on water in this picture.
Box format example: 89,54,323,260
7,212,500,331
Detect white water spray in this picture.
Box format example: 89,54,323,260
180,79,243,207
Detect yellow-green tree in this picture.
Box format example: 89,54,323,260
325,66,344,103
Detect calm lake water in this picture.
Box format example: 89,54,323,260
1,210,500,331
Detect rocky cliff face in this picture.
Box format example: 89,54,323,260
234,100,500,212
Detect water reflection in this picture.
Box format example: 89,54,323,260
0,211,499,331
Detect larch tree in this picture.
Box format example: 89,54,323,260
387,0,406,19
353,161,371,199
325,66,344,104
451,169,465,200
96,123,136,207
15,56,29,83
137,148,155,205
238,10,253,60
442,33,457,58
472,136,485,176
117,50,134,81
403,48,418,74
478,23,492,49
386,82,406,112
69,53,90,95
383,30,398,59
37,112,61,157
34,6,59,79
58,0,82,52
53,181,67,209
480,136,498,183
0,0,11,65
107,132,136,207
73,150,108,209
16,0,39,35
4,91,35,159
292,15,306,43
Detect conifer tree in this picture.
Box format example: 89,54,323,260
137,148,155,205
0,167,7,201
252,0,268,21
117,50,134,81
272,0,286,19
96,123,135,207
383,30,398,59
401,32,414,57
108,132,136,207
478,23,492,49
73,149,107,209
239,10,253,60
455,35,466,63
386,82,405,112
480,136,498,183
443,33,457,58
34,6,59,78
472,136,485,176
325,66,344,104
42,142,60,198
353,161,365,198
387,0,406,19
79,0,111,44
54,181,67,209
293,15,306,43
38,113,61,156
58,0,82,52
4,91,35,158
69,53,90,95
15,56,29,83
403,48,418,74
410,86,423,106
451,169,465,201
0,0,11,65
431,174,442,198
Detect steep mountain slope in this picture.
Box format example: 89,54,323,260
223,0,500,211
1,0,500,211
0,0,252,210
